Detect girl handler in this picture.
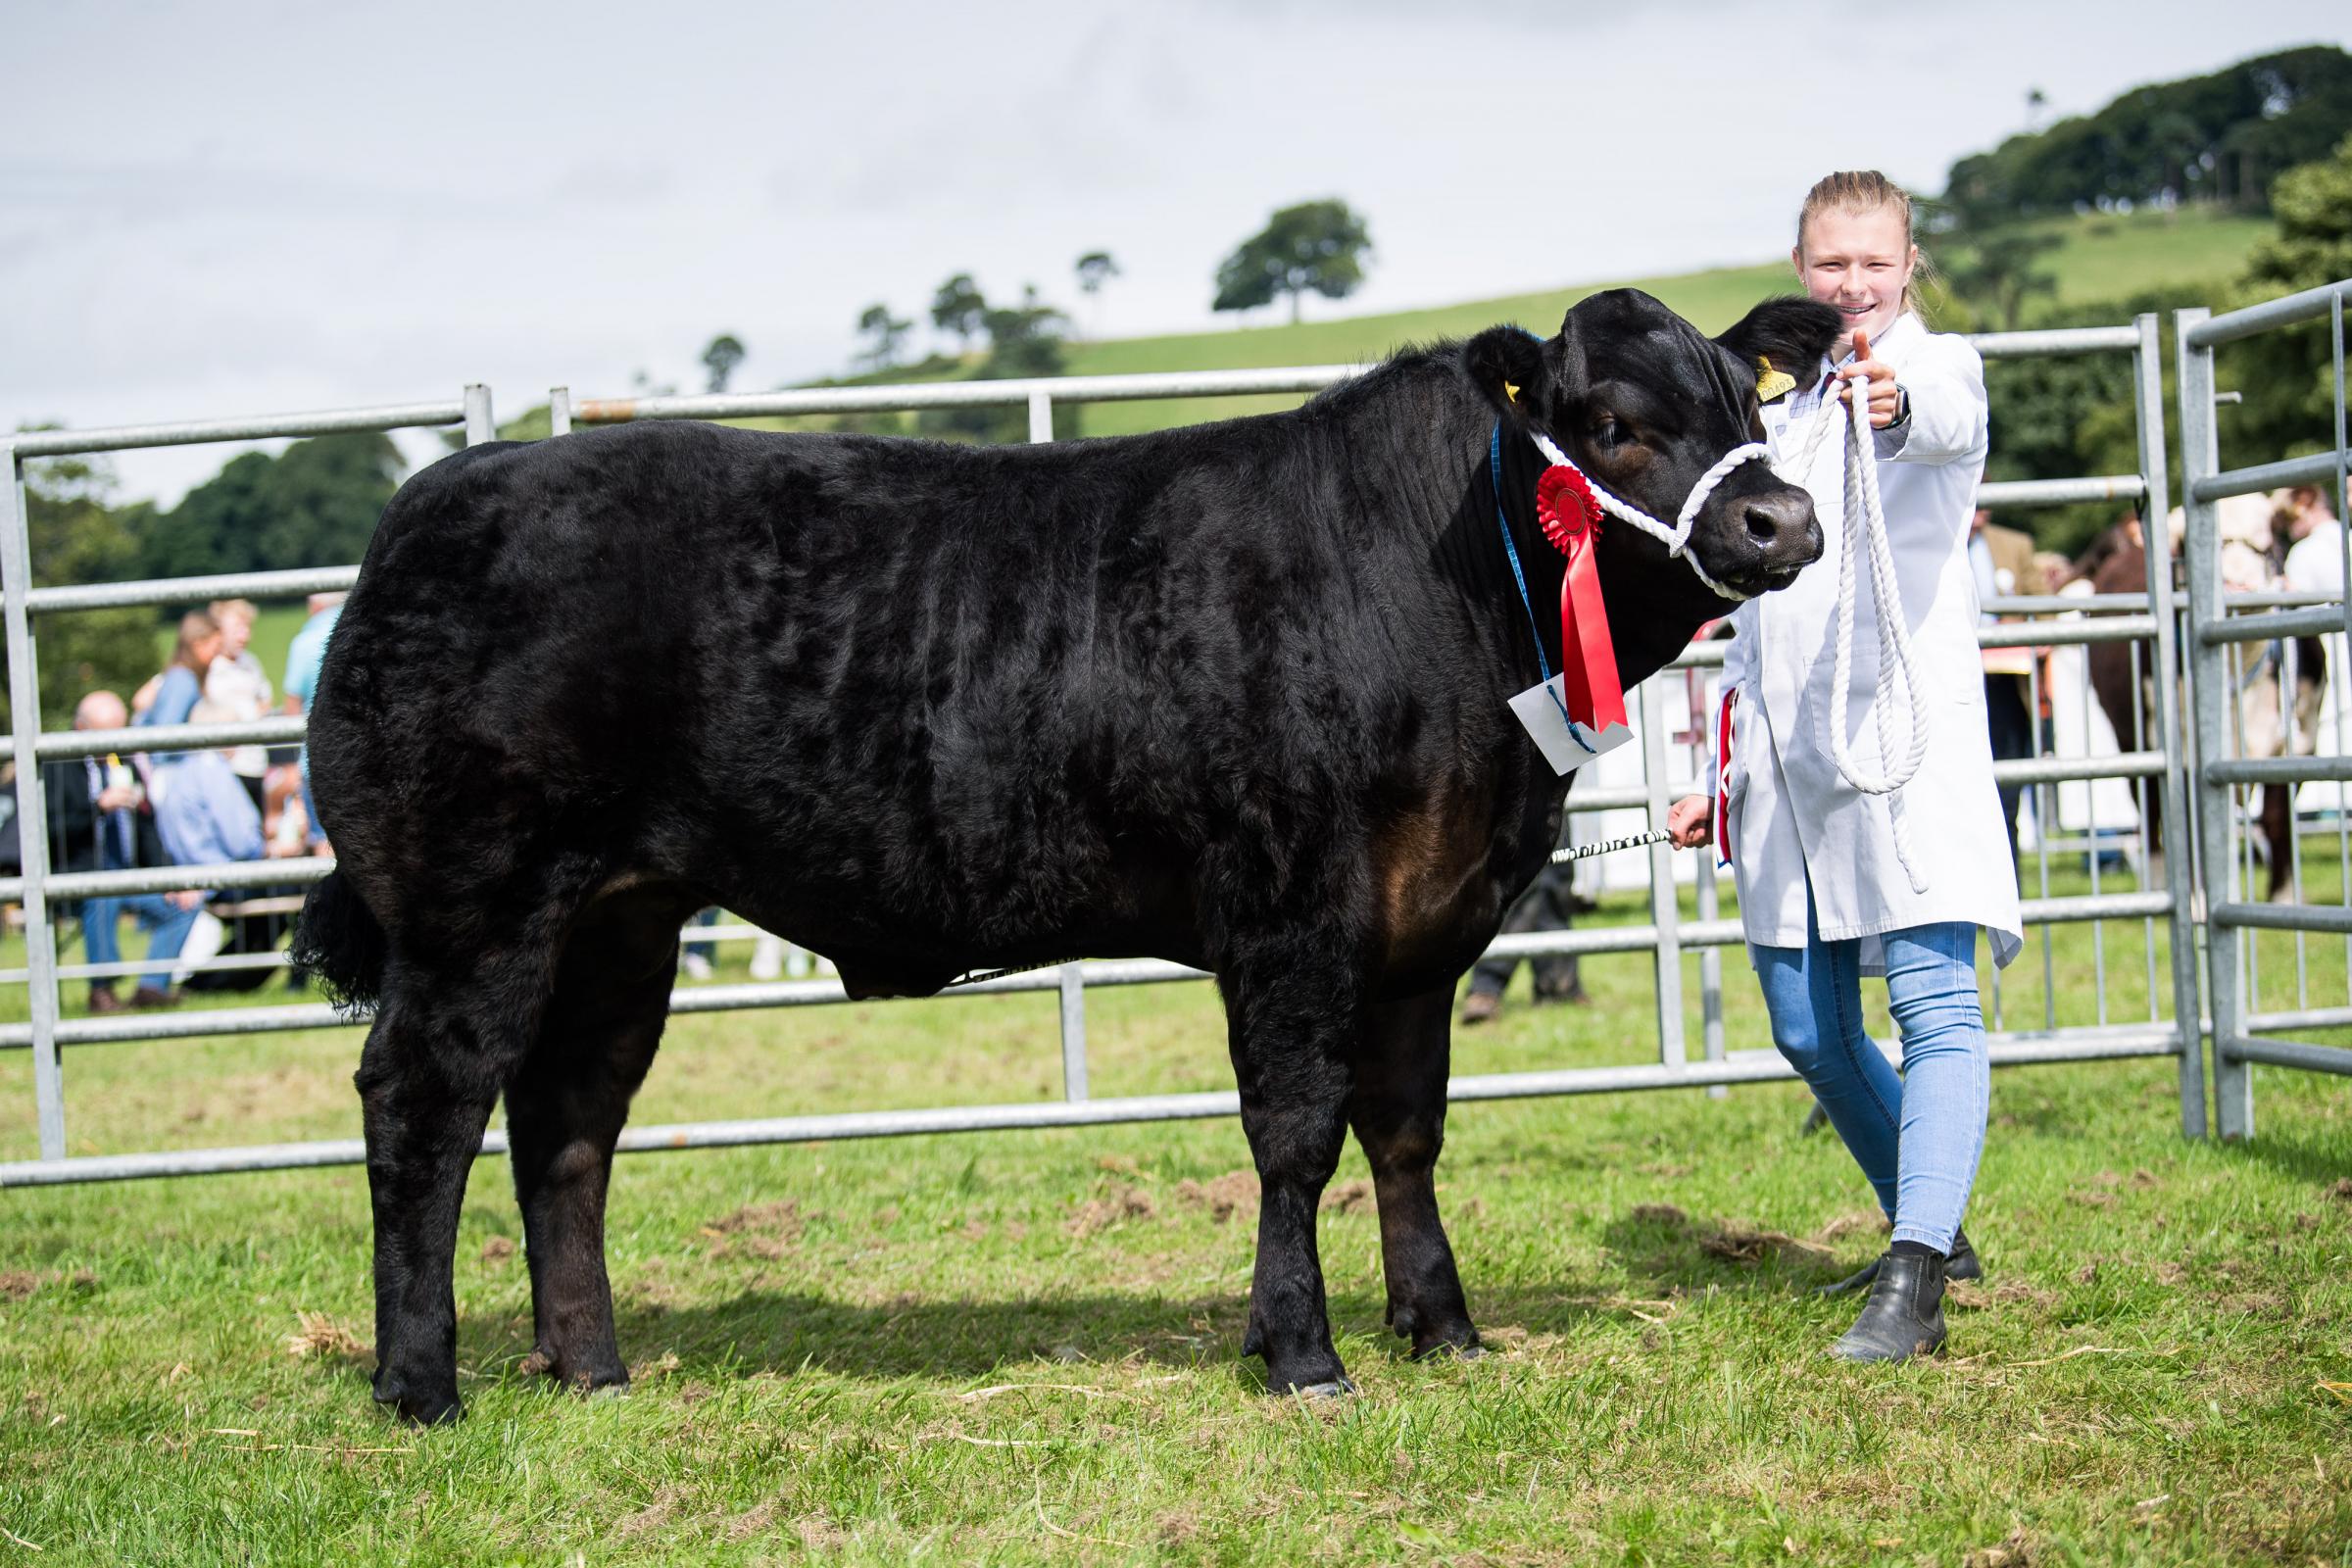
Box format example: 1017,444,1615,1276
1667,171,2022,1362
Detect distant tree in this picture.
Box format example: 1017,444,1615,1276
1,453,163,729
1941,227,2063,329
921,285,1071,443
1941,45,2351,222
136,433,403,584
857,303,913,370
700,333,747,394
1212,199,1371,324
1074,251,1119,339
930,273,988,355
2230,133,2352,466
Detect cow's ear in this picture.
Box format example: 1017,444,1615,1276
1463,325,1547,421
1715,297,1843,395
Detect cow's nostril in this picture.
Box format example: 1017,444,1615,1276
1743,506,1781,546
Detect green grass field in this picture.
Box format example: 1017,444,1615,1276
3,842,2346,1563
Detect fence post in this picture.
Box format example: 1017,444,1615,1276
1,444,66,1160
2177,308,2250,1139
2133,314,2206,1137
549,387,572,438
1640,678,1687,1069
1026,390,1088,1097
464,384,495,446
1057,965,1090,1102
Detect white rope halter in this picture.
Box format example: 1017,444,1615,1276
1778,367,1933,894
1520,368,1932,891
1527,431,1772,603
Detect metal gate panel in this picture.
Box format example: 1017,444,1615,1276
2176,279,2352,1140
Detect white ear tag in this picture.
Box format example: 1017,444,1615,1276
1508,676,1635,774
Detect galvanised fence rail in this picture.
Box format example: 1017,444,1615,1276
2177,279,2352,1139
0,307,2291,1187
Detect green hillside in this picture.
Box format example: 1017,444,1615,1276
496,206,2266,449
1058,207,2263,438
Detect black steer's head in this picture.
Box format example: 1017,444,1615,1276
1466,289,1841,598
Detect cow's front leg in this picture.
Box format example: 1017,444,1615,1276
1349,987,1480,1359
1222,956,1357,1396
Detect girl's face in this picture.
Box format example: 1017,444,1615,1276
1791,205,1914,349
219,612,251,659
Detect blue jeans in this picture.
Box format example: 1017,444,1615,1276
79,895,199,995
1750,887,1990,1253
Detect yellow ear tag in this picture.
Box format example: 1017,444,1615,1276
1753,356,1796,404
1502,379,1521,403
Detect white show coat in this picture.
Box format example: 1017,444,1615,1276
1720,311,2023,972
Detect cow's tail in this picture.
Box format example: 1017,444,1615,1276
290,870,388,1014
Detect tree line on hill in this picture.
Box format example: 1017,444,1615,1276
1939,48,2351,560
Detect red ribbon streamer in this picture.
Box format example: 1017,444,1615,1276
1534,466,1627,733
1715,686,1738,866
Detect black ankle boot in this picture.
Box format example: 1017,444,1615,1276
1819,1227,1980,1297
1830,1250,1946,1363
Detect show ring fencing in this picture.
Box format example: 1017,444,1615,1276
2,288,2343,1187
2178,279,2352,1139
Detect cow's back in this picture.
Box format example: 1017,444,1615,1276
312,416,1457,982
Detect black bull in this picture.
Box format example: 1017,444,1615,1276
297,289,1842,1422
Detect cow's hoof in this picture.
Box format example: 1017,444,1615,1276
374,1377,464,1427
1412,1338,1484,1363
1299,1377,1355,1398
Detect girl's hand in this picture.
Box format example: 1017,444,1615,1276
1842,329,1902,428
1667,794,1714,849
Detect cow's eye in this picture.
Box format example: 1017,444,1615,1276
1592,415,1633,450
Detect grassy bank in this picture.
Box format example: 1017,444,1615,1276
2,843,2345,1563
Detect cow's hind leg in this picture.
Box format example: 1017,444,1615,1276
1222,947,1359,1396
357,954,548,1426
1349,986,1480,1359
504,888,692,1396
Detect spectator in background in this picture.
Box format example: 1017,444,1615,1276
54,691,201,1012
2282,483,2344,596
1969,508,2047,856
132,610,223,783
281,591,344,851
204,598,272,817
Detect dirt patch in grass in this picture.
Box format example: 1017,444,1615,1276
703,1200,804,1258
1628,1203,1687,1225
615,1487,689,1541
285,1310,370,1364
1810,1210,1888,1245
1947,1280,2059,1311
478,1236,515,1264
1067,1183,1156,1238
1699,1225,1830,1266
2330,1177,2352,1201
1174,1170,1258,1223
0,1269,95,1300
1319,1179,1372,1215
1961,1529,2036,1568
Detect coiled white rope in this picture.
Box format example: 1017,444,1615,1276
1779,368,1932,894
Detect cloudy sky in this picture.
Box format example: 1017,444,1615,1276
6,0,2346,502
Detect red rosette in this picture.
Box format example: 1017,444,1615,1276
1535,464,1601,554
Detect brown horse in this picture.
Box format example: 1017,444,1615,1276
2075,518,2319,899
